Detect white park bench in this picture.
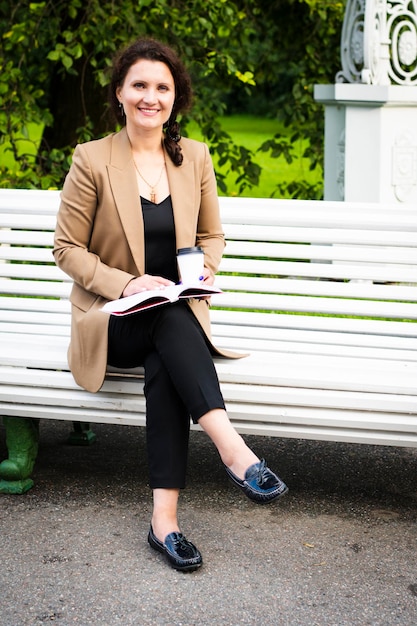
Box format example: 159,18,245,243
1,188,417,494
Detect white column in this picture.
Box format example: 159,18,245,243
315,83,417,203
315,0,417,205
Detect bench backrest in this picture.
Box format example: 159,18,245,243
1,189,417,341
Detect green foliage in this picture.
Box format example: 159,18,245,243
186,114,261,194
188,115,322,198
0,0,346,196
234,0,346,199
0,0,259,190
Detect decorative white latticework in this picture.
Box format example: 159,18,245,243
336,0,417,85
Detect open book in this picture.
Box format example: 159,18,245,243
101,283,222,316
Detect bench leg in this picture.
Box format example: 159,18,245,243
67,421,96,446
0,417,39,494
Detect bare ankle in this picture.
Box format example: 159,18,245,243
221,444,259,481
151,516,180,542
152,488,181,542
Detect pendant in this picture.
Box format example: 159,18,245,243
150,189,156,203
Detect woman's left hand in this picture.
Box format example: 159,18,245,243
196,267,215,300
200,267,214,285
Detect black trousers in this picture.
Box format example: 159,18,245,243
107,301,225,489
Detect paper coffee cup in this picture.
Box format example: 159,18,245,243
177,247,204,285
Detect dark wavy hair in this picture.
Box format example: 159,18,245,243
109,38,193,166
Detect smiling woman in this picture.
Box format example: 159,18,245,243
109,38,193,169
116,59,175,204
52,37,288,573
117,60,175,124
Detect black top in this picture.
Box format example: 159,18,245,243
141,195,179,283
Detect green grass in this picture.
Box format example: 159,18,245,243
187,114,322,198
0,115,322,197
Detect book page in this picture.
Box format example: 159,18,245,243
101,283,222,316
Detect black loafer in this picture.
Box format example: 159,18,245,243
148,525,202,572
225,458,288,504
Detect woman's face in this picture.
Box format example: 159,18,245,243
116,59,176,132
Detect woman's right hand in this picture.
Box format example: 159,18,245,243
122,274,174,297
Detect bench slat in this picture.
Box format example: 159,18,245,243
0,214,56,230
0,231,53,246
0,247,53,263
0,189,61,214
213,335,417,361
0,279,69,298
0,322,70,336
219,197,417,229
0,296,70,313
211,309,417,337
213,292,417,319
0,264,70,281
223,223,417,246
220,258,417,283
216,276,417,301
224,240,417,264
212,321,417,350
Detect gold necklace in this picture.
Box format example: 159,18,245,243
133,159,166,204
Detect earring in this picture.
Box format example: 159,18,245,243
118,102,125,117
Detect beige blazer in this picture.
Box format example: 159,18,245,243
53,128,239,393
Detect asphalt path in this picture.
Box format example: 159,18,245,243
1,420,416,625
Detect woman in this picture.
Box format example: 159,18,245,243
53,38,288,572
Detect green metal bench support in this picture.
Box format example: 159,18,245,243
0,416,39,494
